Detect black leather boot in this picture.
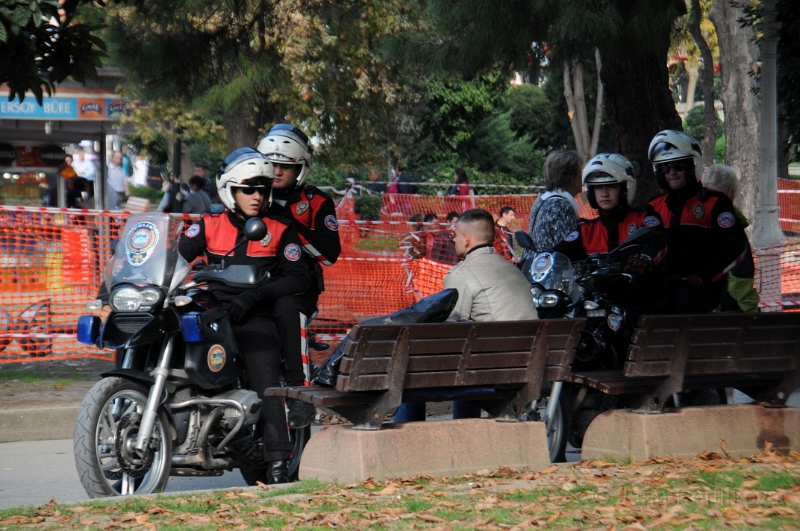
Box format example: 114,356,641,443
267,459,289,484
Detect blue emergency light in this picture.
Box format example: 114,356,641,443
76,315,101,345
181,312,204,342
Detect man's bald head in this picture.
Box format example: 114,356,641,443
453,209,495,257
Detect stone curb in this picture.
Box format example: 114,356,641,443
0,406,79,443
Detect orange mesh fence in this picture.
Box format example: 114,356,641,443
2,192,800,365
779,178,800,233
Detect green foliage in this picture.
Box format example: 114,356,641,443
128,186,164,203
715,134,726,163
354,195,382,221
0,0,106,104
187,140,224,175
683,105,723,141
126,132,169,166
306,166,350,191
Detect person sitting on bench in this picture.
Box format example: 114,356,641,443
393,209,538,423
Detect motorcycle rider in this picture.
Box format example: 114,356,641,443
178,148,311,483
647,130,747,314
256,124,341,428
554,153,666,271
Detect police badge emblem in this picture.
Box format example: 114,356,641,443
296,201,310,215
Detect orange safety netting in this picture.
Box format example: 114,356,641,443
1,191,799,365
778,178,800,233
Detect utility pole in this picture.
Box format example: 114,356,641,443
752,0,784,310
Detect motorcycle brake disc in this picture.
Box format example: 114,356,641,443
114,412,155,479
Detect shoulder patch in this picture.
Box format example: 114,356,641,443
627,223,637,234
643,216,660,227
284,243,301,261
260,231,272,247
717,211,735,228
185,224,200,238
324,215,339,231
692,203,705,220
564,231,580,242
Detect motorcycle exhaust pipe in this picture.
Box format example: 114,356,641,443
169,397,247,452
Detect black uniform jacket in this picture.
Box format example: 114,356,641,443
178,210,312,318
274,185,341,266
553,205,666,264
649,183,747,288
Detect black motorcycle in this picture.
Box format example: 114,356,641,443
73,213,308,497
515,228,655,462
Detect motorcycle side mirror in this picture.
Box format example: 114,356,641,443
515,230,533,250
244,217,268,242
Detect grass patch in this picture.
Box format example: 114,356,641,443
403,499,434,513
434,508,473,521
695,469,745,489
0,371,43,383
259,479,327,497
755,470,800,491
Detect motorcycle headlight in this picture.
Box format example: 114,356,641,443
139,288,161,310
537,292,562,308
111,287,143,312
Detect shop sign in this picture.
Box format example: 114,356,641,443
0,143,15,165
0,97,129,120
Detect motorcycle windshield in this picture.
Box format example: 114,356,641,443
525,252,580,302
104,213,192,293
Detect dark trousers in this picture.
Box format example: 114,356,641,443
668,283,721,314
234,322,291,461
272,295,310,386
393,401,482,423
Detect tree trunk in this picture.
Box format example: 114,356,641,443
709,0,760,224
689,0,717,167
563,61,589,161
572,61,591,158
685,64,699,116
599,47,682,206
224,104,268,153
590,48,604,158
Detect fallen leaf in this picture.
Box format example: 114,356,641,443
720,439,732,459
541,465,559,474
380,484,397,495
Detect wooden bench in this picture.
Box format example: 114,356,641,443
266,319,586,429
568,313,800,412
124,197,150,212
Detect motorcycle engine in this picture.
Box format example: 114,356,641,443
213,390,262,429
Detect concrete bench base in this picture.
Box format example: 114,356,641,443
582,404,800,462
299,418,551,483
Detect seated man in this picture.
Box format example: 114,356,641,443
702,164,760,312
394,209,538,422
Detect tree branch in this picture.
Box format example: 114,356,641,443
590,47,604,158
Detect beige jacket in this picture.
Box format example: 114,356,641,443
444,246,538,322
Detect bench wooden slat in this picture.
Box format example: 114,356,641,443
264,386,381,406
337,365,533,392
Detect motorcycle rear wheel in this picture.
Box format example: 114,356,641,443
73,377,172,498
240,425,311,485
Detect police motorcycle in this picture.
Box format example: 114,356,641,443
73,213,308,497
515,228,653,462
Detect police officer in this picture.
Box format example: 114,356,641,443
256,124,341,427
178,148,311,484
647,130,747,314
554,153,666,270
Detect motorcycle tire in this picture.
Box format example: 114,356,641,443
73,377,172,498
523,389,570,463
240,425,311,485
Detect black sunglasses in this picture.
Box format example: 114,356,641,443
659,162,687,173
236,187,266,196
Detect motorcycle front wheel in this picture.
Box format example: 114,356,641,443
73,377,172,498
523,389,570,463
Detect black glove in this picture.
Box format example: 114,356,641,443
224,291,259,324
624,254,652,274
684,274,709,291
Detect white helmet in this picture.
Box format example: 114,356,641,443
256,124,313,188
216,148,274,213
648,129,703,187
582,153,636,209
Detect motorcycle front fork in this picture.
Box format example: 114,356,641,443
543,381,563,432
135,334,174,451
